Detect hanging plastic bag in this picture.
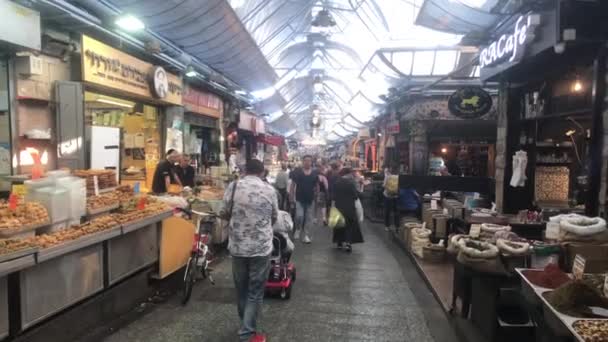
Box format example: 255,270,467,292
328,206,345,229
355,199,364,222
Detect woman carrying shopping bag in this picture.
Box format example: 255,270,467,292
331,168,364,252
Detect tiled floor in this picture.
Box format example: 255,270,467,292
99,221,459,342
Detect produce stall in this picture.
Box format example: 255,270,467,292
0,170,189,338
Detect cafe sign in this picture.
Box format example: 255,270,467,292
479,14,541,70
82,35,182,105
448,87,493,119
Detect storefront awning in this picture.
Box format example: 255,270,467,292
257,135,285,147
415,0,501,35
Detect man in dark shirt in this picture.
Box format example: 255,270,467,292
152,149,180,193
289,155,319,243
176,154,196,188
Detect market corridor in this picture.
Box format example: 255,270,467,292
100,222,456,342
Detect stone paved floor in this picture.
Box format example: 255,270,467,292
101,222,458,342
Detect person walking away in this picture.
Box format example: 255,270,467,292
332,168,364,252
383,166,400,231
151,149,180,194
221,159,278,342
274,163,289,210
289,155,319,244
326,161,342,223
176,154,196,188
317,166,329,226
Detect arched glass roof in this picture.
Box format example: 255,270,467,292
231,0,474,138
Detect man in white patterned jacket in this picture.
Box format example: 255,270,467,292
222,159,278,342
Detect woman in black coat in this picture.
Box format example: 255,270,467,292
332,168,364,252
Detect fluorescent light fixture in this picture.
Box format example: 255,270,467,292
96,98,134,108
185,65,197,78
251,87,276,100
235,90,248,95
115,15,145,32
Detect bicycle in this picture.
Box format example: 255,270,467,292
178,208,216,305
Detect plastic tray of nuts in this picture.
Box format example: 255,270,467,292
0,221,50,238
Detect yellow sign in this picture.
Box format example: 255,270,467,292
81,35,182,105
11,185,26,197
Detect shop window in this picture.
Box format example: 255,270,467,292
85,92,161,192
0,60,10,175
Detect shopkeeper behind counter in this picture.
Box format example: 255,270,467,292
176,154,196,188
152,149,181,194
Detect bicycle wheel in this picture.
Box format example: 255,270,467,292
181,255,198,305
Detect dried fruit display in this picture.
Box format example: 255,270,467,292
87,186,135,212
29,215,119,249
0,239,36,255
0,201,49,230
111,198,170,225
573,320,608,342
74,169,118,195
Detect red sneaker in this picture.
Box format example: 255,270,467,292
249,333,267,342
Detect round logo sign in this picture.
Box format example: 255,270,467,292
151,66,168,99
448,87,493,119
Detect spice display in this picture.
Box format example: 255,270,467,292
560,216,607,236
29,215,119,248
582,274,605,293
0,239,36,255
0,201,49,229
457,238,499,259
573,320,608,341
522,263,570,289
496,239,530,255
544,279,608,317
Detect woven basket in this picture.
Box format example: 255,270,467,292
423,245,446,262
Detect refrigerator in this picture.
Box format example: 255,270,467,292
90,126,120,182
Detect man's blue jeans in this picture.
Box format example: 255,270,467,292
232,255,271,341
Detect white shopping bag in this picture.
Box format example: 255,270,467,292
355,199,364,222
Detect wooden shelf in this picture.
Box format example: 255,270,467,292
536,162,572,167
518,109,592,122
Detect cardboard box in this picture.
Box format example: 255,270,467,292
563,243,608,273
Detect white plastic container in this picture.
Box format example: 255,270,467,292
56,176,86,224
31,186,70,223
45,170,71,179
24,178,55,201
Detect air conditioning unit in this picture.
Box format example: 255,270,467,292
16,55,43,76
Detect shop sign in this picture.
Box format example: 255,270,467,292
448,87,493,119
82,35,182,105
239,111,258,133
387,121,400,135
182,85,222,119
479,14,540,70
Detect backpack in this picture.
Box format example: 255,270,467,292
385,175,399,195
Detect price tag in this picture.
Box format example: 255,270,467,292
469,224,482,238
8,193,18,211
93,176,99,196
11,185,26,198
604,275,608,297
431,200,438,210
136,196,146,210
572,254,586,279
